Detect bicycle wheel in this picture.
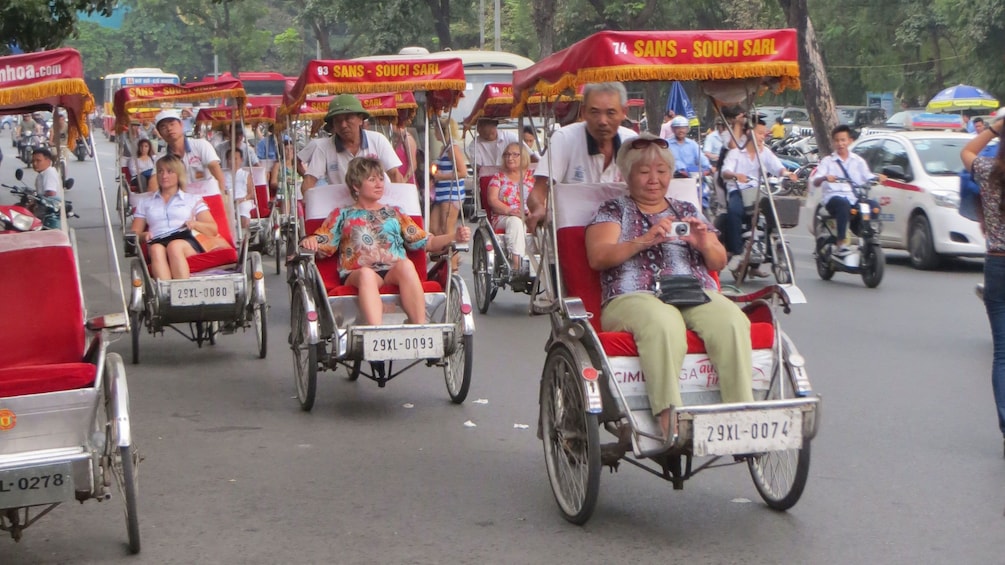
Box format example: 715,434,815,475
540,345,601,525
472,232,494,314
290,287,317,411
253,303,267,359
748,366,811,511
130,310,142,365
117,444,141,554
443,284,472,403
347,359,361,381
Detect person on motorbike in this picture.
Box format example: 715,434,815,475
702,118,727,167
665,116,711,177
810,125,884,257
720,118,796,276
32,148,61,199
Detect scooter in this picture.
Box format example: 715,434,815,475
719,177,797,285
813,178,884,288
2,169,75,230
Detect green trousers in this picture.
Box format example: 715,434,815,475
601,291,755,414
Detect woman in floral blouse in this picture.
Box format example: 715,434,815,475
487,142,534,273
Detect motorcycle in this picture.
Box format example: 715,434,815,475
72,137,92,161
17,131,47,164
719,177,799,285
812,178,884,288
2,169,76,230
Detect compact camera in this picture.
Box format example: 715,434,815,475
670,221,690,237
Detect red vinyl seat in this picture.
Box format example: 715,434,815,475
555,225,775,356
0,231,96,398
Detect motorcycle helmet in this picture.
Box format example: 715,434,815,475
670,116,690,128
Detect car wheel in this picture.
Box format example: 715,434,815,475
908,214,941,270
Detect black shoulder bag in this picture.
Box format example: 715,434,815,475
637,200,711,308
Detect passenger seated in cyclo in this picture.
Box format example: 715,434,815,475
719,118,796,275
299,157,471,326
130,154,220,280
224,147,256,231
584,133,754,441
486,142,534,274
810,124,884,257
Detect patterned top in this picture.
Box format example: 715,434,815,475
313,205,428,272
591,196,718,306
487,169,533,230
974,156,1005,253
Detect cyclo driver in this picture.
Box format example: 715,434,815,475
147,110,226,194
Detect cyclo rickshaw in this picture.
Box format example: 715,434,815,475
195,101,285,272
511,29,820,523
0,48,140,552
281,57,475,411
113,79,269,362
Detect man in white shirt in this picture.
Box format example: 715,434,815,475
148,110,226,193
300,94,403,192
472,118,519,168
527,82,638,230
703,118,727,166
32,148,61,198
811,124,883,256
658,111,675,140
720,119,796,275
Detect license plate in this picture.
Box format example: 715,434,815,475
0,462,75,508
363,328,443,361
691,408,803,456
172,279,233,306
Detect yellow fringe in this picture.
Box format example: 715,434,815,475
0,79,95,148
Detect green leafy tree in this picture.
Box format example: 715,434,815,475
274,28,304,75
0,0,117,54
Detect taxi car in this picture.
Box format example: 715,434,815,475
807,130,984,269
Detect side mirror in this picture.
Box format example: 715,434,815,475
64,178,74,190
15,169,23,181
882,165,907,181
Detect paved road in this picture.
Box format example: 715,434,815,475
2,138,1002,564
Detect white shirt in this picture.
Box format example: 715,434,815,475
154,138,220,185
134,190,208,238
703,130,724,159
535,121,638,184
35,166,61,198
473,130,520,167
302,130,402,186
812,152,876,205
721,145,785,193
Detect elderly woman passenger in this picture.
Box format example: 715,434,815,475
585,133,754,439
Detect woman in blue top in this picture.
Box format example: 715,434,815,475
430,117,467,241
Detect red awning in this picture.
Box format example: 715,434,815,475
113,78,247,132
196,103,278,125
282,58,465,116
0,48,96,144
512,29,800,112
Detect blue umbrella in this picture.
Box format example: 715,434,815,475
666,81,699,126
926,84,999,112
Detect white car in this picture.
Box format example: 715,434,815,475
806,131,984,269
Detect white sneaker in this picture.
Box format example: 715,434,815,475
833,245,852,257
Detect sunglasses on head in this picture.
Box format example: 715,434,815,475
629,137,670,150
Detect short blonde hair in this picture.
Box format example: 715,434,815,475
344,157,384,199
155,154,187,191
615,133,675,180
503,142,530,171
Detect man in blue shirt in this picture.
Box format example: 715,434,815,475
256,124,279,161
665,116,711,176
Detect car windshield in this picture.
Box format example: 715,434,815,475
837,108,857,125
885,111,917,127
912,137,967,175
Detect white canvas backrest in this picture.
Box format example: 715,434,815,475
553,179,702,230
246,166,269,187
304,183,422,222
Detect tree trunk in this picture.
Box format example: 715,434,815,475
643,83,664,136
779,0,836,155
531,0,557,58
424,0,453,49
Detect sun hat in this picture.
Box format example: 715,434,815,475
325,94,369,121
154,109,182,127
670,116,690,128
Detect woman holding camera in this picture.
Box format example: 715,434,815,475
585,133,754,441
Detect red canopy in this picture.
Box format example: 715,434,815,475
113,78,247,132
282,58,465,116
196,103,278,125
0,48,96,144
462,83,583,129
512,29,800,111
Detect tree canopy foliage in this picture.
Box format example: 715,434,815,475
5,0,996,113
